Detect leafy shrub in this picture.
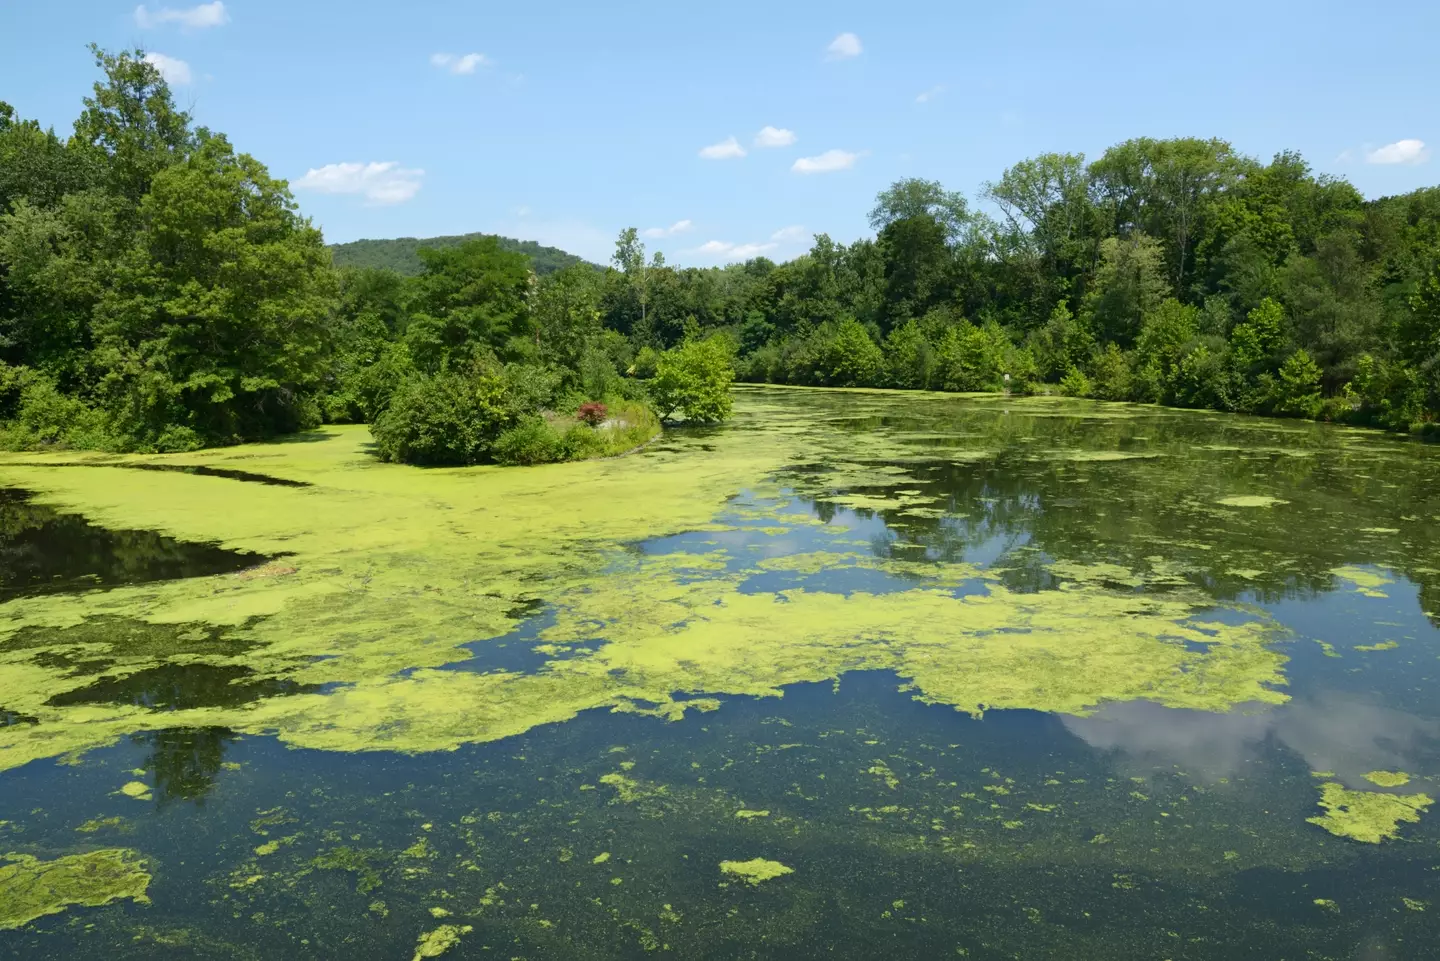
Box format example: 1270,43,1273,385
883,320,936,389
631,346,661,379
1270,348,1324,418
1058,366,1093,398
560,423,607,459
1090,344,1133,401
819,318,884,387
492,416,567,466
0,362,117,451
576,401,608,426
370,369,516,465
649,337,735,423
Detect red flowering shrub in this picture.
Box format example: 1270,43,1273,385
576,401,608,426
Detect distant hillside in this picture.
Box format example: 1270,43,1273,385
330,233,598,276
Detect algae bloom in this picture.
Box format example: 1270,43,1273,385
0,849,151,930
1306,783,1434,843
412,923,472,960
719,858,794,885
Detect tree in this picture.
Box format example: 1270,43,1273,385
820,317,884,387
403,237,532,373
870,178,971,240
71,45,194,209
1082,233,1171,347
648,337,735,423
94,132,336,445
371,367,517,465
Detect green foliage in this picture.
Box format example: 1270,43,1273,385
1082,234,1172,348
1030,300,1095,381
370,369,517,466
0,362,116,450
883,319,936,389
1058,366,1093,398
936,321,1013,392
1229,297,1285,369
817,318,884,387
492,415,566,466
1090,344,1134,401
1271,349,1324,418
648,338,735,423
403,238,532,373
1134,299,1200,402
330,233,593,277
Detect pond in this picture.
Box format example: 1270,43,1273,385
0,386,1437,960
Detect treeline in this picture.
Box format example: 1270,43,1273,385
330,233,594,278
0,48,730,464
590,152,1440,432
5,48,1438,463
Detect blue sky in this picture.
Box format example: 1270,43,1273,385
3,1,1438,265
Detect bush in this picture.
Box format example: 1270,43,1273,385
1270,348,1325,418
1090,343,1133,401
649,337,735,423
493,415,567,466
819,317,884,387
883,320,935,389
370,369,517,465
576,401,608,426
1058,366,1093,398
0,362,118,451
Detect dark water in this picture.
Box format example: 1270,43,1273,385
0,487,267,603
2,391,1440,960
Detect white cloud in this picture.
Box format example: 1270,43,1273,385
699,136,746,160
915,85,945,103
134,1,228,29
754,125,797,148
143,52,192,85
1365,139,1430,165
430,52,490,75
771,225,808,243
693,240,778,261
642,219,694,239
791,149,859,174
826,32,862,60
293,162,425,205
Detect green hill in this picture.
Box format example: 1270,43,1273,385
330,233,598,276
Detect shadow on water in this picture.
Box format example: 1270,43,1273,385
0,487,270,603
45,663,323,712
0,462,311,487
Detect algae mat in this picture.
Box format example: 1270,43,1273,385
1,386,1439,959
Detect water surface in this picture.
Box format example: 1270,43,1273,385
1,388,1437,960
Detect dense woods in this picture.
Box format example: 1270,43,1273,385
330,233,593,278
3,48,1438,465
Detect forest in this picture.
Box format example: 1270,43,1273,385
2,47,1438,467
329,232,594,277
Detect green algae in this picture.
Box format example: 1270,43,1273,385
1306,782,1434,843
1363,771,1412,787
735,809,770,819
719,858,794,885
1330,566,1393,598
412,923,472,960
0,848,151,930
119,781,152,801
1215,495,1288,508
0,396,1310,777
1354,641,1398,651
